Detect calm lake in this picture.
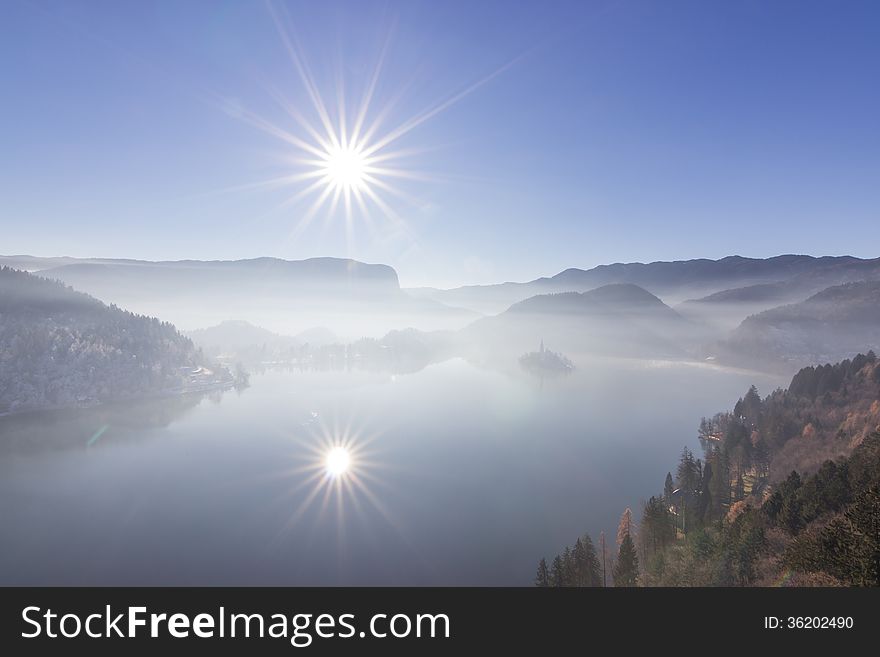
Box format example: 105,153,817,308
0,358,785,585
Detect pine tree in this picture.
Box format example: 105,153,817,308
708,449,731,522
549,555,565,587
695,461,712,524
561,546,575,586
613,532,639,587
753,439,770,479
677,446,698,496
734,385,762,426
823,486,879,585
734,472,745,502
586,534,603,586
675,447,703,532
534,558,549,587
664,472,675,503
617,508,633,547
574,534,602,586
572,538,588,586
779,491,804,534
640,495,674,558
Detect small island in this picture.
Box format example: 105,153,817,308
519,340,574,375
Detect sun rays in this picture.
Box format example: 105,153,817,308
324,444,352,478
220,1,521,250
255,408,405,555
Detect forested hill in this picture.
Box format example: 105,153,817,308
537,353,880,587
0,267,228,414
464,284,694,360
722,281,880,368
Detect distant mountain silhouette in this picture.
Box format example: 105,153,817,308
186,320,340,363
463,283,691,359
721,281,880,369
409,255,880,315
7,253,880,371
683,281,793,305
0,255,476,336
677,258,880,330
40,256,400,298
186,320,300,358
507,283,681,319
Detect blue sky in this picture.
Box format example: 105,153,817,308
2,0,878,287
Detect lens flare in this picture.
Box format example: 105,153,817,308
258,409,404,550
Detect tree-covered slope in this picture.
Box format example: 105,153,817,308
723,281,880,368
538,353,880,587
641,353,880,586
0,267,225,413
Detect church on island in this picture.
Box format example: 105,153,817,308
519,340,574,374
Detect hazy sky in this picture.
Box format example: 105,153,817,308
2,0,879,287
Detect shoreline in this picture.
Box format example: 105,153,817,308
0,380,236,421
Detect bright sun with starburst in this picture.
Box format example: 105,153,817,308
224,1,517,246
318,145,369,193
324,445,351,478
262,411,405,544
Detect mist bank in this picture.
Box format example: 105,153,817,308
409,254,880,316
185,279,880,378
184,284,700,374
5,253,880,378
714,281,880,371
0,255,477,337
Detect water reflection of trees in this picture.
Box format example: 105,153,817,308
0,390,220,457
233,330,455,376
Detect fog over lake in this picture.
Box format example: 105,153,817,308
0,358,785,585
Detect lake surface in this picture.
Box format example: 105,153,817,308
0,358,785,585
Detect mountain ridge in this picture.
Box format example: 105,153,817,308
0,255,475,336
720,280,880,369
407,254,880,315
463,282,691,360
